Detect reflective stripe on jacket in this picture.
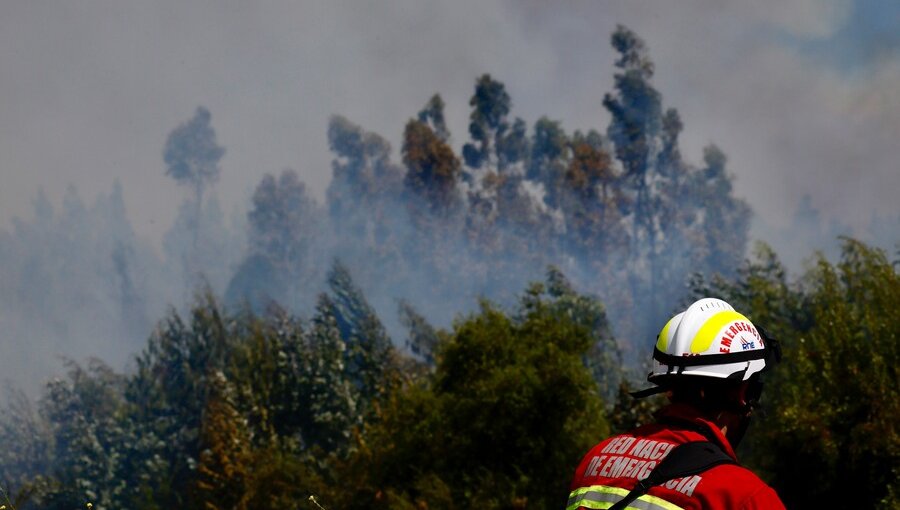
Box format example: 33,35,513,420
568,484,685,510
569,404,785,510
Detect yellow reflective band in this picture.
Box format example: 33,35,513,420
656,316,677,352
567,485,684,510
690,310,748,353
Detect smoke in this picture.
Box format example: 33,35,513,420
0,107,243,397
752,194,899,276
2,2,899,396
220,45,755,368
0,184,157,393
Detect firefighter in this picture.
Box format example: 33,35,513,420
568,298,786,509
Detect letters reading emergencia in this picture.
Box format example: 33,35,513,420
582,436,703,497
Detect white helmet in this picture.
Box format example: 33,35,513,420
648,298,776,384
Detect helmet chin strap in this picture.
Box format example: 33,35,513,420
720,410,753,448
715,381,758,448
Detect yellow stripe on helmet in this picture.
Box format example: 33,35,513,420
656,316,677,352
690,310,749,353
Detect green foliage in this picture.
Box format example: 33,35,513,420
308,24,756,364
398,300,439,366
463,74,513,170
0,389,51,495
228,169,322,310
604,25,660,181
524,267,621,402
0,261,407,509
693,239,900,508
417,94,449,142
593,24,754,347
23,360,126,510
324,261,396,403
559,130,626,265
402,118,462,214
327,116,403,209
163,106,225,201
8,22,897,510
340,274,612,509
326,115,405,245
324,115,409,293
688,145,752,277
192,374,253,509
118,292,233,509
527,116,568,208
302,297,361,452
3,240,898,508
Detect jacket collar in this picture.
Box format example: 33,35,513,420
656,403,739,460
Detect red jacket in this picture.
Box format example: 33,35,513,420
569,404,784,510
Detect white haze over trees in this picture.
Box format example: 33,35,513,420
0,9,897,397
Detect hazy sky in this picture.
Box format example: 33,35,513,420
2,0,898,248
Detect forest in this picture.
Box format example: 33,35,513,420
0,25,896,509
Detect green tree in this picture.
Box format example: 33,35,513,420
192,374,253,510
327,115,405,239
226,169,323,311
688,145,752,277
162,107,233,295
559,130,626,266
118,292,232,509
326,115,408,293
0,388,51,501
246,171,321,280
530,267,622,402
603,25,661,225
398,300,439,367
402,118,462,215
601,25,752,350
417,94,450,142
602,25,668,336
462,74,512,171
399,100,470,299
225,310,308,447
322,261,395,407
693,239,899,508
299,296,360,453
163,106,226,206
527,117,569,209
457,76,544,286
342,272,612,509
9,360,128,510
